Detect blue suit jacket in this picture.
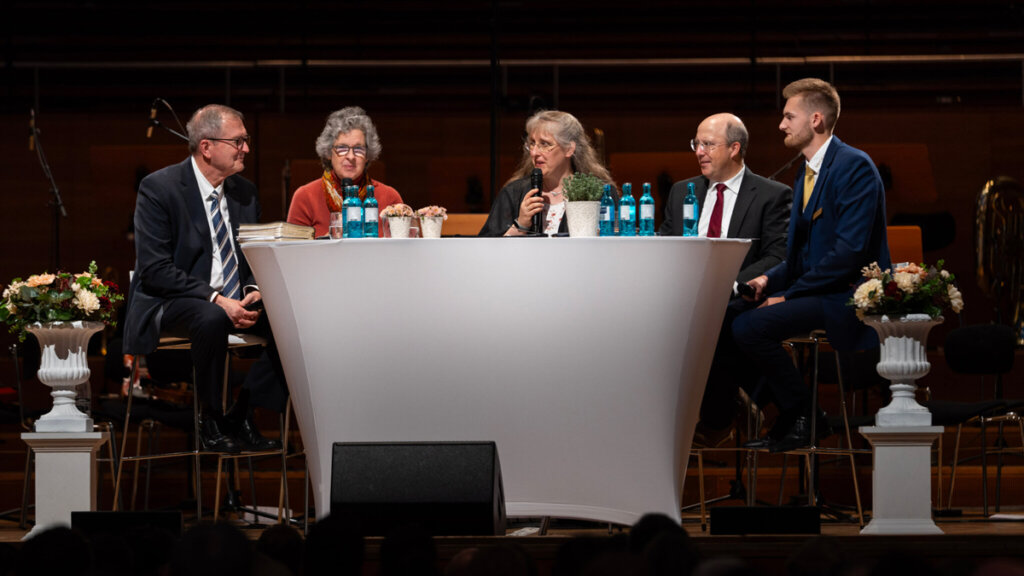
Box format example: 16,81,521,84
123,158,261,355
764,136,891,350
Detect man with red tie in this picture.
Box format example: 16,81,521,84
660,113,793,448
124,104,286,453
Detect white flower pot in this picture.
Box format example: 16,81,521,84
565,201,600,238
387,216,412,239
25,321,104,432
862,313,943,426
420,216,444,239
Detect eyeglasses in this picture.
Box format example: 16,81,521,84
690,138,721,153
208,135,251,149
333,145,368,158
524,140,558,153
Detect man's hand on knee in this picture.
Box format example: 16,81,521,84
214,293,259,329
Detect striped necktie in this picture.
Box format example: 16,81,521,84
802,166,816,210
209,191,241,300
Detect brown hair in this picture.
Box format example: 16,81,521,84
782,78,841,131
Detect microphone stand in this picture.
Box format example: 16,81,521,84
29,111,68,270
149,119,189,143
768,152,805,181
148,98,189,143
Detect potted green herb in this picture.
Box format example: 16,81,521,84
561,172,604,237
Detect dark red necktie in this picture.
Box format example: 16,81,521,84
707,183,726,238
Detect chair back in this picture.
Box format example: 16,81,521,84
443,213,488,236
887,225,923,265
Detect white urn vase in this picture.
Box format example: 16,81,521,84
25,321,103,432
862,313,943,426
565,201,601,237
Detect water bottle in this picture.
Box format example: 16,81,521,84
599,184,615,237
639,182,655,236
618,183,636,237
343,186,364,239
683,182,699,237
363,185,379,238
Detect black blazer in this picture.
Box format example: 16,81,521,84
478,178,570,237
123,157,261,355
659,167,792,283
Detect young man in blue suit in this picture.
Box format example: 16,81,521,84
733,78,890,453
124,104,286,453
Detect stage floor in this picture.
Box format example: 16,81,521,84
4,511,1024,566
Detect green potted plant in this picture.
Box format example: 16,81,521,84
561,172,604,237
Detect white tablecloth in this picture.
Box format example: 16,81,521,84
243,236,750,525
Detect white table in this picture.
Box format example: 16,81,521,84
243,236,750,525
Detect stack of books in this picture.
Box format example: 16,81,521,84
237,222,315,243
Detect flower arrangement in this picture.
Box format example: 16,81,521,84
380,203,415,218
417,205,448,220
0,261,124,341
561,172,605,202
849,260,964,320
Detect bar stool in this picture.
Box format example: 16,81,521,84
213,399,294,524
772,330,867,526
112,332,267,520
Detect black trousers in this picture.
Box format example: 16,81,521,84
159,297,289,415
699,296,761,430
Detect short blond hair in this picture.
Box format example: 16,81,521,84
783,78,841,131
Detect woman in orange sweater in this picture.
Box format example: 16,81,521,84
287,106,403,237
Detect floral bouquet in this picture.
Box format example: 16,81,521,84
417,205,448,220
849,260,964,320
380,203,415,218
0,261,124,341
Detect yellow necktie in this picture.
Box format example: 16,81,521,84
802,166,816,210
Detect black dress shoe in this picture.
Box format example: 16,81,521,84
770,415,814,453
199,417,242,454
742,435,776,450
237,417,282,452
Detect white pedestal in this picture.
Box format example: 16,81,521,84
21,432,107,540
859,426,943,535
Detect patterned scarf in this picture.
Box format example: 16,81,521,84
322,170,370,212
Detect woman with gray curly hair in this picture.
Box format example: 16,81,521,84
479,110,615,236
288,106,403,237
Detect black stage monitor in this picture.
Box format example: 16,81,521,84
330,441,506,536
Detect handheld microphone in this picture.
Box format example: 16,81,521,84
146,100,158,139
530,168,543,233
28,109,35,151
341,177,353,191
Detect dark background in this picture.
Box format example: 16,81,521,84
3,0,1024,356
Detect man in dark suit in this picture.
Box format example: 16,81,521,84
735,78,890,452
660,113,792,447
124,104,286,453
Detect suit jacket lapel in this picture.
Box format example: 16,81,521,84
181,160,213,257
805,137,841,215
223,177,241,238
727,167,756,238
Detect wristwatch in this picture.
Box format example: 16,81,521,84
510,219,531,233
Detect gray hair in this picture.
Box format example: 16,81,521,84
186,104,244,154
508,110,614,186
724,115,749,158
314,106,382,169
